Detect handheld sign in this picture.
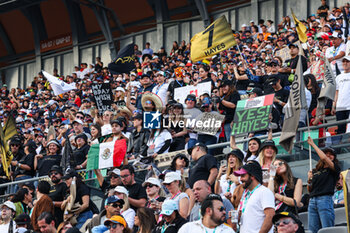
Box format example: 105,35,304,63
231,94,275,136
174,82,211,104
190,15,237,62
91,83,114,114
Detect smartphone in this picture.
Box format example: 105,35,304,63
220,160,227,167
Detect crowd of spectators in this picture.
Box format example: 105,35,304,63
0,1,350,233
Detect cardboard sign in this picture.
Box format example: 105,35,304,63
174,82,211,104
193,112,225,136
275,47,291,62
154,150,188,168
231,94,274,136
91,83,114,114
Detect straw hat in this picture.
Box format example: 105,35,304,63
141,91,163,111
117,106,132,118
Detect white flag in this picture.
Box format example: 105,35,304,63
42,70,76,95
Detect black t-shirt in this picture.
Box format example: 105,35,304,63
274,88,290,114
72,144,90,166
123,183,147,210
37,154,62,176
262,73,290,94
235,79,250,91
49,182,68,225
168,80,185,100
74,183,91,212
199,77,215,89
15,153,35,177
99,179,117,210
318,5,329,18
285,56,308,73
310,162,341,198
219,92,241,123
188,154,217,188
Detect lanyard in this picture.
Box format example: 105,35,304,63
170,191,181,200
276,183,287,210
176,80,183,87
332,46,340,57
227,180,233,193
202,223,217,233
147,195,160,208
155,83,165,95
151,131,160,145
238,184,261,214
335,190,341,200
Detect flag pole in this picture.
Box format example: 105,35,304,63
306,112,312,170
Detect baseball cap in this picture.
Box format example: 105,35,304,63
62,169,78,180
342,56,350,62
142,177,161,187
114,186,129,196
330,31,343,39
104,215,127,228
14,213,30,225
108,168,121,177
272,211,305,233
72,119,83,125
185,94,196,103
1,201,16,212
201,97,212,108
234,160,263,184
160,200,178,216
220,79,232,87
162,172,182,184
288,43,298,48
247,87,263,96
156,71,166,76
187,142,208,155
106,195,125,205
49,165,63,175
48,100,58,106
116,87,125,93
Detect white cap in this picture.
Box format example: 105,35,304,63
241,24,247,27
342,56,350,61
250,20,254,23
72,119,84,125
116,77,123,82
1,201,16,212
109,168,121,176
163,172,181,184
48,100,58,106
142,177,161,187
130,72,136,76
116,87,125,93
114,186,129,196
265,45,272,49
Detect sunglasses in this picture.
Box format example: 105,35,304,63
218,206,225,212
145,184,156,188
110,203,123,208
110,175,119,179
275,218,294,226
186,98,195,102
274,161,285,167
103,114,111,117
145,100,152,104
107,224,118,229
76,116,84,119
11,144,20,147
50,172,59,176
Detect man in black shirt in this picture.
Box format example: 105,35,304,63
187,143,218,188
280,44,308,77
48,165,67,226
317,0,329,18
136,74,156,110
268,77,290,116
120,165,147,210
167,71,185,100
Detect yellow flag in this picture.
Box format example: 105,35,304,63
0,126,13,178
190,16,236,62
291,10,307,43
3,114,17,143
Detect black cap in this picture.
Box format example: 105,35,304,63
185,94,197,103
267,76,280,86
220,80,232,87
322,147,336,158
62,169,78,180
173,102,183,109
226,148,244,162
49,165,63,175
75,133,88,142
132,113,143,121
272,212,305,233
173,153,189,167
288,43,299,48
110,119,123,127
247,87,263,96
234,160,263,183
22,181,35,191
259,140,278,154
15,213,31,225
187,142,208,155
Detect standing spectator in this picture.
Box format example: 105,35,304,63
326,32,346,76
120,165,147,210
135,75,155,110
30,181,54,232
34,139,62,177
153,200,188,233
162,172,190,219
11,140,36,184
127,114,150,159
37,212,56,233
187,143,218,189
48,165,67,227
168,103,187,151
179,194,234,233
258,140,278,183
142,42,153,56
306,137,341,233
234,161,275,233
0,201,16,232
317,0,329,18
183,94,201,148
190,180,234,222
72,133,90,170
244,137,261,163
134,208,156,233
332,56,350,138
152,71,168,106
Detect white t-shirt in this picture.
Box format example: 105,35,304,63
336,72,350,111
152,83,169,107
166,192,189,206
0,222,16,233
240,185,275,233
179,220,235,233
146,130,172,154
219,174,239,195
325,43,346,75
101,124,112,136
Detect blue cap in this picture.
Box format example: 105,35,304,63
106,195,125,205
160,200,178,216
201,97,212,107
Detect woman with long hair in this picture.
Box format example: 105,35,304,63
134,208,156,233
146,121,172,162
115,88,126,106
244,137,261,163
72,133,90,170
143,177,166,210
168,103,187,152
214,149,243,199
34,139,62,177
304,74,320,115
219,80,240,141
306,137,341,233
162,172,189,218
258,140,277,184
90,123,102,145
11,188,33,217
114,186,136,229
267,159,302,213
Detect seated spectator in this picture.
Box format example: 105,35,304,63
14,213,32,233
134,208,156,233
258,140,278,184
91,215,132,233
127,114,150,159
142,177,166,209
162,172,190,219
31,181,54,232
268,159,303,214
72,133,90,170
34,139,62,177
114,186,136,228
57,221,73,233
272,211,305,233
333,174,344,207
153,200,188,233
168,103,187,152
146,123,172,163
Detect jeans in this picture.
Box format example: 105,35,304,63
76,210,93,229
14,175,33,192
336,110,350,135
308,195,335,233
224,123,232,142
187,138,198,149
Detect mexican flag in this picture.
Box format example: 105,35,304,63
86,139,127,170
